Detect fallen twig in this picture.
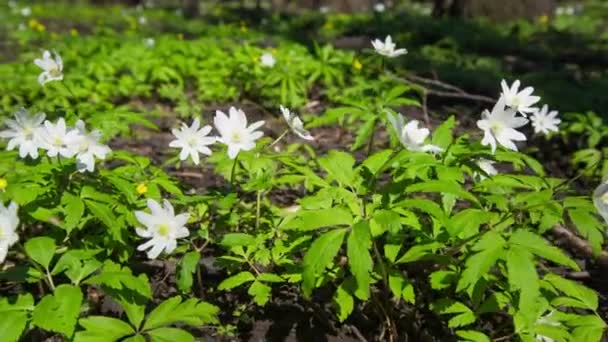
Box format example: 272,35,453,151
387,72,496,104
551,225,608,267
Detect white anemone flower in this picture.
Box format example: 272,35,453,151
37,118,81,158
0,108,45,159
500,79,541,116
214,107,265,159
143,38,155,48
260,52,276,67
371,35,407,58
20,7,31,16
34,50,63,86
0,201,19,264
135,199,190,259
374,3,386,12
73,120,111,173
169,118,216,165
474,159,498,180
530,105,560,135
593,181,608,224
477,96,528,154
280,106,314,141
387,112,441,153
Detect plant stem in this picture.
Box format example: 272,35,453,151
366,122,377,156
230,153,239,186
61,82,76,98
255,190,262,230
56,155,63,167
269,129,289,149
45,268,56,291
373,242,389,287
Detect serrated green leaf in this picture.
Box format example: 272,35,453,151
248,281,272,306
218,271,256,290
280,207,353,231
506,246,539,312
544,274,598,311
177,251,200,292
510,230,579,271
318,150,356,186
333,283,354,322
347,221,373,300
74,316,135,342
147,327,194,342
457,232,505,292
302,228,347,298
143,297,219,331
456,330,491,342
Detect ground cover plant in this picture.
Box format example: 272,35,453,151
0,1,607,341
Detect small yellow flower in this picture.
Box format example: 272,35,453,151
70,28,78,36
538,15,549,25
177,33,183,40
0,178,7,191
353,58,362,71
323,21,334,31
50,32,58,40
136,183,148,195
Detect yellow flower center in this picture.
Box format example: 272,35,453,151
231,131,243,143
0,178,7,191
490,122,503,134
52,136,63,146
49,66,61,77
157,224,170,236
602,192,608,205
136,183,148,195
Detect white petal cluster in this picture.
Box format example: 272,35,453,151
373,3,386,13
387,112,441,153
0,109,111,171
530,105,561,135
214,107,265,159
0,108,45,159
478,80,560,154
474,159,498,181
34,50,63,86
135,199,190,259
0,201,19,264
37,118,82,158
260,52,276,68
169,118,215,165
280,106,314,141
73,120,112,172
500,79,540,116
477,96,528,153
371,35,407,58
593,181,608,224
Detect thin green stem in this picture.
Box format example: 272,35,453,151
61,82,76,98
45,268,56,291
56,155,63,167
255,190,262,230
230,153,239,186
373,242,388,287
268,129,289,149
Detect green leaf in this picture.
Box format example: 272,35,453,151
431,115,455,149
24,236,56,269
177,251,200,292
61,192,85,232
447,209,493,238
346,221,373,300
143,297,219,331
85,199,124,242
506,246,539,312
280,207,353,231
568,209,604,255
74,316,135,342
32,284,83,337
248,281,272,306
85,261,152,300
318,150,356,186
405,180,479,206
510,230,579,271
361,149,393,175
351,117,377,151
333,283,354,322
544,274,598,311
457,232,505,292
302,228,348,298
396,242,442,264
430,270,457,290
456,330,491,342
0,293,34,342
220,233,256,247
147,327,194,342
432,299,476,328
218,271,256,290
388,271,415,304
